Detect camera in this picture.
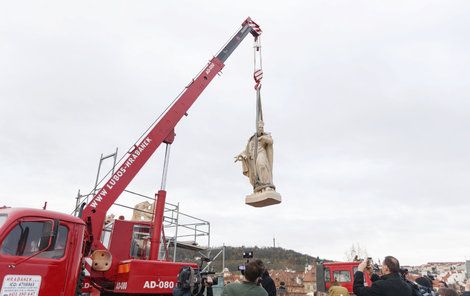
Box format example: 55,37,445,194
238,250,253,275
365,257,373,273
243,251,253,259
238,264,246,275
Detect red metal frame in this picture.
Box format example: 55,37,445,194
149,190,166,260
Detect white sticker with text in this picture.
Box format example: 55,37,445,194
1,275,41,296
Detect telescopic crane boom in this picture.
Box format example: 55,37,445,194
81,17,262,254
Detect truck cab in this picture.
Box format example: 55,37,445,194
317,261,372,294
0,207,86,296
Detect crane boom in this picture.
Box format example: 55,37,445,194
81,17,261,251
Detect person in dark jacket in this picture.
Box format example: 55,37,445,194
462,282,470,296
353,256,412,296
255,259,276,296
437,288,458,296
415,276,436,296
173,267,213,296
370,273,381,282
277,282,287,296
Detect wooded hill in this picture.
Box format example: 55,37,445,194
169,246,320,272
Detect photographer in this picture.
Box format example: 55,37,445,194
255,259,276,296
353,256,412,296
222,261,267,296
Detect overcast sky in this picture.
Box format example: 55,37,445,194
1,1,469,266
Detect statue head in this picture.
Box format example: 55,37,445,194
257,120,264,136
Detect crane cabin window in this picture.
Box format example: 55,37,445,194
130,225,151,259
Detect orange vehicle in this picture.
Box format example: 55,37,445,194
316,261,373,294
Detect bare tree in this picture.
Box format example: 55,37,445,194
344,243,368,262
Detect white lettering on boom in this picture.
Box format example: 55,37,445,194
89,137,152,208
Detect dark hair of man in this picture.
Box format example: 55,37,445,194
438,287,458,296
244,261,262,283
383,256,400,273
254,259,267,275
416,277,432,288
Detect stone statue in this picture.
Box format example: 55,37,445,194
132,201,154,221
237,120,274,192
236,120,281,207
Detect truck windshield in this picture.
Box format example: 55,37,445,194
333,270,351,282
0,215,6,228
1,220,53,257
0,221,68,259
1,220,69,259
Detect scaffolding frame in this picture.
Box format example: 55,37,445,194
72,149,211,261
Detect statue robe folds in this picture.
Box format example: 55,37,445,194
237,131,281,207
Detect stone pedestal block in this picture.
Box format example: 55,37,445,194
245,190,282,207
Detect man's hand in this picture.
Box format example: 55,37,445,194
357,259,368,272
205,276,213,286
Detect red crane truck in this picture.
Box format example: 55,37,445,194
0,17,262,296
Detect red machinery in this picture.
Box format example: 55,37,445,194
0,17,262,296
316,261,373,293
